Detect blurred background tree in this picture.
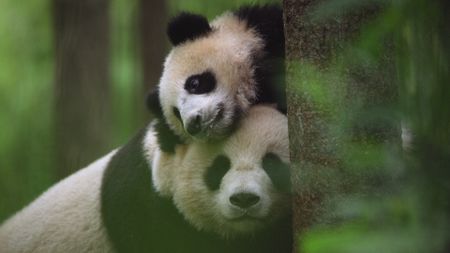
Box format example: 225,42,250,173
53,0,112,178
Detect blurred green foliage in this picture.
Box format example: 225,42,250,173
110,0,144,145
0,0,54,222
294,0,450,252
169,0,278,18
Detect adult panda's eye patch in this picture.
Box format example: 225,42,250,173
262,153,291,193
184,71,216,94
204,155,230,191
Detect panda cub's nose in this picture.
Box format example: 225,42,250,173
229,192,260,209
186,115,202,135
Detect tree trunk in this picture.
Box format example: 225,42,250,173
53,0,111,178
139,0,168,93
283,0,398,251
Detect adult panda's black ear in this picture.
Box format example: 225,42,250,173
167,12,211,46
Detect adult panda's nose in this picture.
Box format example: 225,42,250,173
229,192,260,209
186,115,202,136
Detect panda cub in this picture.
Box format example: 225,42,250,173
149,5,286,152
0,106,291,253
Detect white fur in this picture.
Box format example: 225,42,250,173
159,13,264,141
149,105,290,237
217,169,274,225
144,124,189,197
0,151,116,253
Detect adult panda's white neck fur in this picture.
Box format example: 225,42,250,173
143,124,189,197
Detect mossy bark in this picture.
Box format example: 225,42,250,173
283,1,398,251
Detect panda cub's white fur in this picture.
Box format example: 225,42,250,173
0,105,290,252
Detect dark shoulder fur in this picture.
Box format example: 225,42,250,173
146,90,184,153
101,127,292,253
235,5,287,114
234,5,285,59
101,127,212,252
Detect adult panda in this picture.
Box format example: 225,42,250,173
0,106,292,253
149,5,286,153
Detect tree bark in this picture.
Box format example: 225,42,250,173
283,0,398,251
139,0,168,93
53,0,111,178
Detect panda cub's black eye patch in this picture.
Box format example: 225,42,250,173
184,71,216,94
262,153,291,193
205,155,230,191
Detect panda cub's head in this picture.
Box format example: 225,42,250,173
153,105,290,237
157,5,284,142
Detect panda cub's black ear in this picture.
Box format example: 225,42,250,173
146,89,163,117
146,89,184,153
167,12,211,46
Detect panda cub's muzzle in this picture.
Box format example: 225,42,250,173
178,96,237,140
184,103,225,136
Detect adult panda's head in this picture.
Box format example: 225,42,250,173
152,105,290,237
151,5,285,145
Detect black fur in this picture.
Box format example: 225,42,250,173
146,90,183,153
167,12,212,46
184,71,217,94
101,128,292,253
235,5,285,59
205,155,231,191
146,89,163,118
235,5,287,114
262,153,291,193
253,57,286,114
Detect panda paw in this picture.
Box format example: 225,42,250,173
154,118,184,154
